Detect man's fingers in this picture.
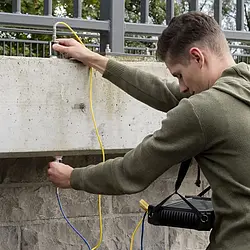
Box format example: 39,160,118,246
47,167,55,177
48,161,54,168
52,43,69,53
55,38,77,46
47,162,56,173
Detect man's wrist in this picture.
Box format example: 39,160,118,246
86,53,109,74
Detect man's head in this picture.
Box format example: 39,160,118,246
157,11,235,94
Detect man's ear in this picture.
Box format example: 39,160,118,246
189,47,204,68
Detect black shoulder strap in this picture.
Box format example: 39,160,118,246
175,158,192,192
175,159,211,196
198,186,211,197
153,159,211,215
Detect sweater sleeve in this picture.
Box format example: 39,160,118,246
70,99,206,195
102,59,190,112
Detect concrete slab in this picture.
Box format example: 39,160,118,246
0,56,168,157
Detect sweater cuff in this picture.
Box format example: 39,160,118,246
102,59,126,81
70,168,84,190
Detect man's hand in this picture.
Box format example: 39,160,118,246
48,161,74,188
52,38,108,74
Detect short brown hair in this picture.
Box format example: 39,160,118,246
157,11,227,63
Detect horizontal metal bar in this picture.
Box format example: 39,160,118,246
125,23,166,35
125,46,156,51
84,43,99,48
105,51,152,57
225,30,250,41
0,27,100,38
124,36,158,42
0,13,109,31
126,24,250,41
232,53,250,57
0,38,50,44
229,44,250,49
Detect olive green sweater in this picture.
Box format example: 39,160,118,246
71,59,250,250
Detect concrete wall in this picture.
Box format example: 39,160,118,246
0,56,210,249
0,56,167,157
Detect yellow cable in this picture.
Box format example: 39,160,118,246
55,22,104,250
55,22,147,250
129,199,149,250
89,66,105,250
129,217,143,250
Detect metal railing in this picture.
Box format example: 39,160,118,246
0,0,250,58
0,36,250,63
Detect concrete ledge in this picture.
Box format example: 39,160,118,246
0,56,167,157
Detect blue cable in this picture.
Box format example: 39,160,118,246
140,212,147,250
56,189,92,250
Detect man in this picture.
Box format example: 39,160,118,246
48,11,250,249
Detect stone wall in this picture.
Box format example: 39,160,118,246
0,155,209,250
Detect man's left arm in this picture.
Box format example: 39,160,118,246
69,99,206,195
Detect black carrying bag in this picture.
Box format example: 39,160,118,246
147,159,214,231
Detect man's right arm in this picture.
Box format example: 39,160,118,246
102,59,190,112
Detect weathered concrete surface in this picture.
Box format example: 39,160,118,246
0,56,168,157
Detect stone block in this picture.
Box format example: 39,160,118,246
21,219,98,250
0,185,111,222
19,214,164,250
0,226,19,250
102,214,166,250
168,228,209,250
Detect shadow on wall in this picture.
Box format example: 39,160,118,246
0,154,125,184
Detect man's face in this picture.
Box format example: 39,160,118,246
166,47,213,95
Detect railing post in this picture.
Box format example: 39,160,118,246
141,0,149,23
12,0,21,14
214,0,222,26
236,0,244,30
100,0,110,53
166,0,174,25
44,0,52,16
73,0,82,18
110,0,125,53
189,0,199,11
100,0,124,54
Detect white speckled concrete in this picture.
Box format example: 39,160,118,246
0,56,168,157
